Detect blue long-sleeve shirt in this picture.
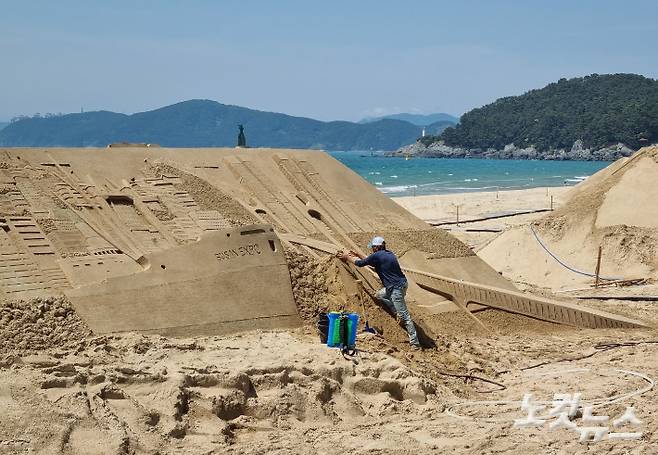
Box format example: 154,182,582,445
354,249,407,289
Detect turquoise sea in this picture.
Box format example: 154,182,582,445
329,151,611,197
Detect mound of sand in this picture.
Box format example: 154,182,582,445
2,146,509,338
0,296,91,354
480,146,658,289
0,331,443,454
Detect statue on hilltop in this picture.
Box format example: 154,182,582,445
237,124,247,147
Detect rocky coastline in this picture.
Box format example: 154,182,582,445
389,139,635,161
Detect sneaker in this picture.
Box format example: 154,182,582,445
410,344,422,351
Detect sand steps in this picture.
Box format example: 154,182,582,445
162,217,202,243
0,219,69,294
7,217,56,256
0,252,52,295
53,182,86,207
41,266,69,289
404,267,647,329
189,210,230,231
141,178,199,218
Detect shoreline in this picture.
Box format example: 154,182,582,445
332,150,618,162
380,182,578,197
329,151,609,198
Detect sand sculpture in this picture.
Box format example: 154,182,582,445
481,146,658,290
0,147,644,335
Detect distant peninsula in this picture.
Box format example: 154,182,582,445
392,73,657,160
0,100,453,151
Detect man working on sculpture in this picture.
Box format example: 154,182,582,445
339,236,421,349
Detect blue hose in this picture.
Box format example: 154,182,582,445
529,225,621,281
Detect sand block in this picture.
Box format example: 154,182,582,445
66,224,301,336
596,156,658,229
1,146,521,326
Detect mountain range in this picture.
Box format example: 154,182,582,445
0,101,453,151
359,112,458,126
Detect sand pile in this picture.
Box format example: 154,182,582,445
0,331,444,454
349,229,474,259
0,296,91,354
285,247,419,346
284,245,573,349
285,249,331,322
480,146,658,289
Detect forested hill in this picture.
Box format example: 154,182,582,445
0,100,450,150
428,74,658,151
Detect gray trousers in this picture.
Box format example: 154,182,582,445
375,283,420,346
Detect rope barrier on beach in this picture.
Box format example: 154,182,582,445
529,225,622,281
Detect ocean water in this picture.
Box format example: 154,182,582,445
329,151,611,197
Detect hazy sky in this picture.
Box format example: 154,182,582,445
2,0,658,121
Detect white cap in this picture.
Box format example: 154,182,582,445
367,236,385,248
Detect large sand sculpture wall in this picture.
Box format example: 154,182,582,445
0,147,519,335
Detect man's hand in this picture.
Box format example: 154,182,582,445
337,250,358,264
336,250,350,262
349,250,366,260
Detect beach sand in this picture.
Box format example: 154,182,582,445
393,186,572,250
393,186,571,224
2,302,657,454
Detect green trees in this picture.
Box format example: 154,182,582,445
432,74,658,151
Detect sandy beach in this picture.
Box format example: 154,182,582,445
393,187,572,250
0,147,657,454
393,186,571,224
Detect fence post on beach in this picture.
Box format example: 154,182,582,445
594,246,602,288
550,195,554,211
